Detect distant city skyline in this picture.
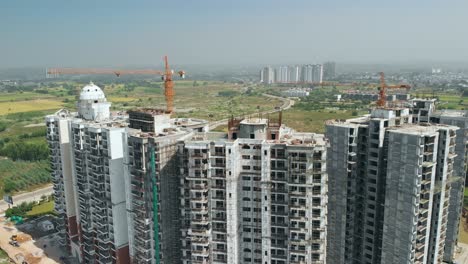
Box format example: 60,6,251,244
1,0,468,68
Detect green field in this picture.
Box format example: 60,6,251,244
0,248,9,264
282,108,359,133
26,201,54,217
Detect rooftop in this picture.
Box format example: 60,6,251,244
240,118,268,125
386,123,458,136
433,109,468,118
128,108,170,115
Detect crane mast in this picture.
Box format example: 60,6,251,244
47,56,185,113
376,72,411,107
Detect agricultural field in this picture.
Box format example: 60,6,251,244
0,99,63,115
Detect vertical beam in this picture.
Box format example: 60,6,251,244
151,148,160,264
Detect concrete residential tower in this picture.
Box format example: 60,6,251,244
178,114,328,264
123,109,208,263
46,83,130,263
411,99,468,262
326,108,459,264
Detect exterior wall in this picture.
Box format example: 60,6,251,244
326,124,357,264
126,134,184,264
67,122,130,264
381,132,437,264
326,110,457,264
225,143,241,264
434,115,468,262
179,134,328,264
46,115,80,260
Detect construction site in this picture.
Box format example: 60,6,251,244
0,215,67,264
32,59,468,264
40,56,332,264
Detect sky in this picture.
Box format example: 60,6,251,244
0,0,467,68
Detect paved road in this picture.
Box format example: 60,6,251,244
0,185,53,213
208,93,294,130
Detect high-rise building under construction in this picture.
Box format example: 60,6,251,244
326,108,460,264
411,98,468,262
47,82,330,264
46,82,130,263
178,114,328,264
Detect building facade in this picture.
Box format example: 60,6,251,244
261,67,275,84
302,64,323,84
179,115,328,264
326,108,459,264
260,64,323,84
412,99,468,262
276,66,289,83
46,83,130,263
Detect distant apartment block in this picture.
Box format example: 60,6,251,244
281,88,311,98
260,67,275,84
178,114,328,264
276,66,289,83
326,108,459,264
260,64,323,84
288,65,301,83
322,62,336,81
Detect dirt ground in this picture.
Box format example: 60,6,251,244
0,217,59,264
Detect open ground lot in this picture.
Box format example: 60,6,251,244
0,216,60,264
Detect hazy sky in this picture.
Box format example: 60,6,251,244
1,0,467,68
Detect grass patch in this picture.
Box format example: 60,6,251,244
282,108,358,133
0,248,9,264
26,201,54,217
0,99,63,115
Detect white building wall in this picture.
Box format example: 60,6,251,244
261,144,272,263
122,133,135,258
109,157,129,248
226,142,241,264
58,119,77,219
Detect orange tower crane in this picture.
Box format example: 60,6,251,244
47,56,185,113
376,72,411,107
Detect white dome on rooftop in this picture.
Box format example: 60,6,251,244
79,82,106,101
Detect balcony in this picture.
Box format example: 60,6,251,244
213,151,225,157
191,249,210,258
191,183,208,190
